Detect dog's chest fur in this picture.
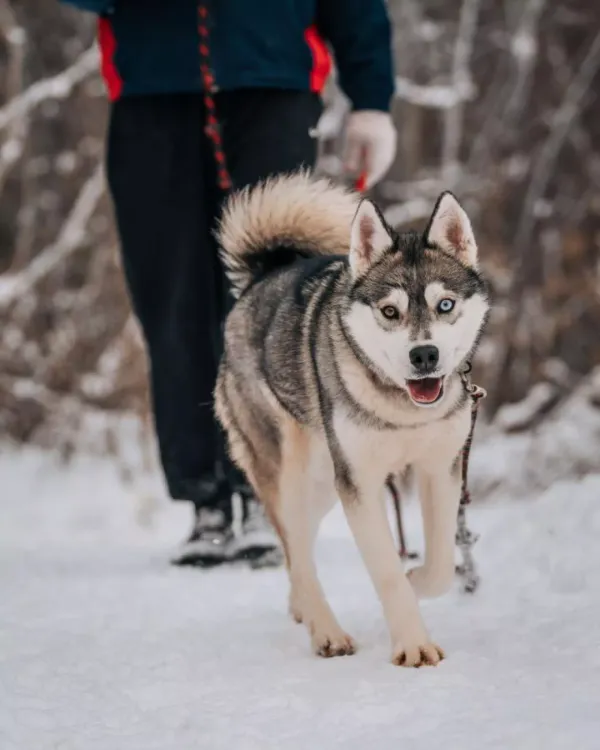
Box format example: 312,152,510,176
296,397,471,505
332,401,471,480
324,336,472,480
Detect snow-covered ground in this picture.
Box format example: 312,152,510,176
2,445,600,750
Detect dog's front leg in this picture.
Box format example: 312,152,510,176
409,463,461,598
337,477,444,667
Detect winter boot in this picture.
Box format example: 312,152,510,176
172,499,235,567
236,491,284,568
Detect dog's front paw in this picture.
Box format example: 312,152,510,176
288,591,303,624
408,565,453,599
391,641,445,668
311,626,356,658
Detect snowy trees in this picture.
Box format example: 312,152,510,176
1,1,600,483
0,2,147,454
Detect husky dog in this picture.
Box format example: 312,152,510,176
215,172,489,667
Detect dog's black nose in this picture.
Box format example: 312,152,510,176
409,345,439,373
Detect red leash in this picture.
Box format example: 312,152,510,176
355,172,367,193
199,3,368,197
197,4,232,192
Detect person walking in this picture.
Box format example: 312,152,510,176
61,0,397,567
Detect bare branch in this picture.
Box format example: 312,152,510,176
0,45,99,131
0,0,27,193
395,76,476,109
514,30,600,264
384,199,432,227
396,0,421,31
441,0,482,181
0,163,105,309
468,0,547,172
380,173,490,202
503,0,547,125
488,30,600,415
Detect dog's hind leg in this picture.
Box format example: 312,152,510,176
215,370,288,559
408,464,462,599
276,419,355,657
287,466,337,626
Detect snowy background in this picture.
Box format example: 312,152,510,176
2,1,600,748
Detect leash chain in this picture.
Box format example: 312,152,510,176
456,362,486,593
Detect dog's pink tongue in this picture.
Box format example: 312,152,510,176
407,378,443,404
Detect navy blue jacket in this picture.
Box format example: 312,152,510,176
61,0,395,111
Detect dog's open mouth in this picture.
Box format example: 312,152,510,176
406,377,444,405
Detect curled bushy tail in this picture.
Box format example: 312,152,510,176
217,171,359,298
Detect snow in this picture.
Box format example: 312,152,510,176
470,372,600,500
2,445,600,749
495,382,558,432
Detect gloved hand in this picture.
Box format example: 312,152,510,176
343,110,397,190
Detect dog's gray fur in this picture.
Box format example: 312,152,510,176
216,172,489,666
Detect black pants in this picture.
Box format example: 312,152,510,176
106,90,321,506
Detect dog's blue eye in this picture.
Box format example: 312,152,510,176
437,298,455,314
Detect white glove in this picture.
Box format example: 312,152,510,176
343,110,397,190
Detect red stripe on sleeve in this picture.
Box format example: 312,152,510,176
304,25,332,93
98,17,123,101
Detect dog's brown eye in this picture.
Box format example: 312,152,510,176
381,305,399,320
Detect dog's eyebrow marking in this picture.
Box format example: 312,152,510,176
378,288,409,314
424,282,452,308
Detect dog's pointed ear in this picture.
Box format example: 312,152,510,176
349,199,393,277
424,192,478,267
